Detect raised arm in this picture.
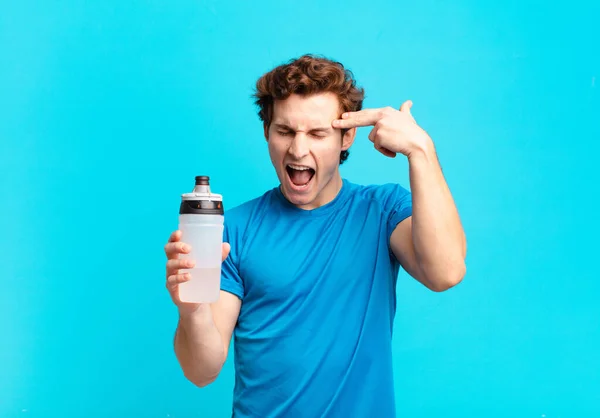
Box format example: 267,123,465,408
333,101,466,291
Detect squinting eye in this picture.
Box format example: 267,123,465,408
278,131,291,136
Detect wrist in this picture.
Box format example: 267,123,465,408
407,137,436,162
179,303,213,326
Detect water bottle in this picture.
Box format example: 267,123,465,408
178,175,224,303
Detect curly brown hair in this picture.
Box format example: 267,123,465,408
253,54,365,164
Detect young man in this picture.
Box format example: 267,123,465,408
164,55,467,417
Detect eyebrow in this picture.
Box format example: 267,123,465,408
273,123,332,133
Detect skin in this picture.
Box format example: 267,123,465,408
165,93,467,387
165,234,239,386
332,100,467,290
264,92,356,209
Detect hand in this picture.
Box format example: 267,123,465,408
164,230,231,315
332,100,431,158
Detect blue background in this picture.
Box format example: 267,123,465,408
1,0,599,417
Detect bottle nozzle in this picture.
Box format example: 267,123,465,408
195,176,210,186
193,175,211,194
180,175,223,214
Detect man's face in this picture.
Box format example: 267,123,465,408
265,92,355,210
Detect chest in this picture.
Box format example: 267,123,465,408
237,206,389,305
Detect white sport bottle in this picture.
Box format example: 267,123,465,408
177,175,224,303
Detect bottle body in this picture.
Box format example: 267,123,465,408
178,213,224,303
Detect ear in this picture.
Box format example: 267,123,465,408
341,127,356,151
263,123,269,141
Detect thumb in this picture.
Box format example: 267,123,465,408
400,100,416,123
222,242,231,262
400,100,413,114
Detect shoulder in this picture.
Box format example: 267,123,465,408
345,179,413,240
223,187,279,263
346,180,411,210
223,187,277,233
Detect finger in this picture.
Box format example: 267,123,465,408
164,241,191,259
367,126,378,143
167,272,191,289
168,230,182,243
222,242,231,262
167,258,195,273
375,142,397,158
332,108,384,129
400,100,416,123
399,100,413,113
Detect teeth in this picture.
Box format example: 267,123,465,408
288,164,312,171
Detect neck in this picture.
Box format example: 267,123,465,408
297,171,343,210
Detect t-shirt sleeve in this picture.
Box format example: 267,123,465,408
220,222,244,300
383,183,413,242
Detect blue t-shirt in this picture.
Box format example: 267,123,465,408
221,178,412,417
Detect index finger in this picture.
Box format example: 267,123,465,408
332,108,383,129
164,230,187,258
168,230,182,243
164,241,190,259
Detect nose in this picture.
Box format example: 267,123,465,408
288,134,310,160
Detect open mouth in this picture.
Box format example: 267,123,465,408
285,164,315,188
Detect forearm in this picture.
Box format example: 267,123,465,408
408,140,466,288
174,305,225,387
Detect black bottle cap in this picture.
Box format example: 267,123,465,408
180,175,224,215
179,199,224,215
195,176,210,185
